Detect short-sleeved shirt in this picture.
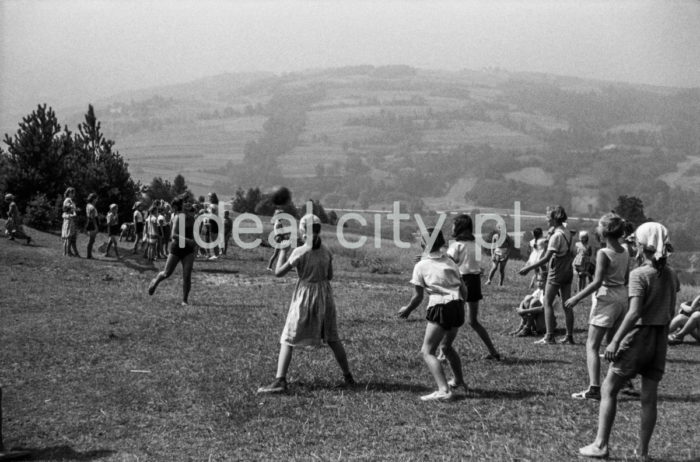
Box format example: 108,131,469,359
447,239,481,275
547,228,570,257
628,264,679,326
288,244,332,283
410,252,463,308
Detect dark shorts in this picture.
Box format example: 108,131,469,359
169,239,196,258
611,325,668,382
135,222,144,235
426,299,465,330
462,274,483,302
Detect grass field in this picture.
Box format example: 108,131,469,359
1,224,699,461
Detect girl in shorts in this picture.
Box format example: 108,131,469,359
398,228,467,401
519,205,575,345
579,222,678,461
148,195,196,305
565,213,629,400
447,214,500,360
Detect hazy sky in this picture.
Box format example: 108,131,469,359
1,0,699,122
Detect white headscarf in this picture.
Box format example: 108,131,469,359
635,222,670,260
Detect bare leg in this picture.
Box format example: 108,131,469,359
439,328,464,386
486,261,498,284
328,340,351,375
275,344,294,379
585,325,607,387
467,301,498,356
638,376,660,459
559,283,573,337
543,283,559,339
590,370,626,451
421,322,448,392
498,260,507,286
674,312,700,339
180,252,195,304
148,252,181,295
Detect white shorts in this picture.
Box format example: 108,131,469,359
589,285,627,328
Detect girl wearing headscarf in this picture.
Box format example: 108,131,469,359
258,214,354,394
579,222,679,461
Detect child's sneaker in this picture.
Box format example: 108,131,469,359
257,377,287,394
558,335,575,345
420,390,454,402
571,387,601,400
667,333,683,345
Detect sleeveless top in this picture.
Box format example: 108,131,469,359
600,247,629,287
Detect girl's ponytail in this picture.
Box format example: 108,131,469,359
651,255,667,274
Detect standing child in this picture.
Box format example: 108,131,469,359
564,214,629,400
222,210,233,256
105,204,120,259
573,231,594,293
257,214,354,394
579,222,678,460
267,208,291,270
84,193,99,259
519,205,575,345
446,214,501,360
132,202,144,254
145,204,160,262
398,228,467,401
4,193,31,245
62,187,79,257
526,227,546,288
486,225,510,286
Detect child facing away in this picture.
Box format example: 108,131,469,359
446,214,501,360
573,230,594,293
526,227,546,288
257,214,354,394
267,208,292,270
510,273,547,337
564,213,629,401
579,222,679,461
4,193,31,245
105,204,121,259
519,205,576,345
398,228,467,402
486,225,510,286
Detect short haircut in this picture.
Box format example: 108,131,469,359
426,227,446,253
452,214,473,237
547,205,567,225
599,213,625,240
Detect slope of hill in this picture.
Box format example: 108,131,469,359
39,66,700,235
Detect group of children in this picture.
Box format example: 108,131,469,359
255,202,681,461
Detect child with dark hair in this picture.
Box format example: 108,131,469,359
446,214,500,360
222,210,233,256
258,214,353,394
398,228,467,401
579,222,679,460
565,213,629,401
520,205,575,345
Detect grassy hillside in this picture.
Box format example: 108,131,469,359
2,223,699,460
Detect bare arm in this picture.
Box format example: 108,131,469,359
274,246,294,277
398,285,424,318
604,295,643,361
519,249,554,275
564,250,609,309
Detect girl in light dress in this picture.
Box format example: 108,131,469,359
62,187,79,257
258,214,354,394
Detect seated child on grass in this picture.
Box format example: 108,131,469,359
511,274,547,337
668,295,700,344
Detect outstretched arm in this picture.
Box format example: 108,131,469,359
564,250,609,309
398,285,424,318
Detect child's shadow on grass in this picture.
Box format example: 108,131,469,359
500,357,572,365
14,445,114,461
467,387,545,400
296,381,432,393
667,357,700,365
658,393,700,403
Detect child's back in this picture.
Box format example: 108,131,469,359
629,264,678,325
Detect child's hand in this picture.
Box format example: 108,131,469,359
519,267,530,276
563,297,577,310
604,340,619,361
397,306,412,319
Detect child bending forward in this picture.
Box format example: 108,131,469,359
258,214,354,394
398,228,467,402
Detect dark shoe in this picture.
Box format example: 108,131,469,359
559,335,575,345
572,387,601,400
517,327,534,337
257,377,287,394
667,333,683,345
344,373,356,386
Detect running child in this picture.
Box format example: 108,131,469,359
579,222,679,460
257,214,354,394
446,214,501,360
519,205,576,345
564,213,629,400
398,228,467,401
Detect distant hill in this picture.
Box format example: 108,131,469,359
9,66,699,241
